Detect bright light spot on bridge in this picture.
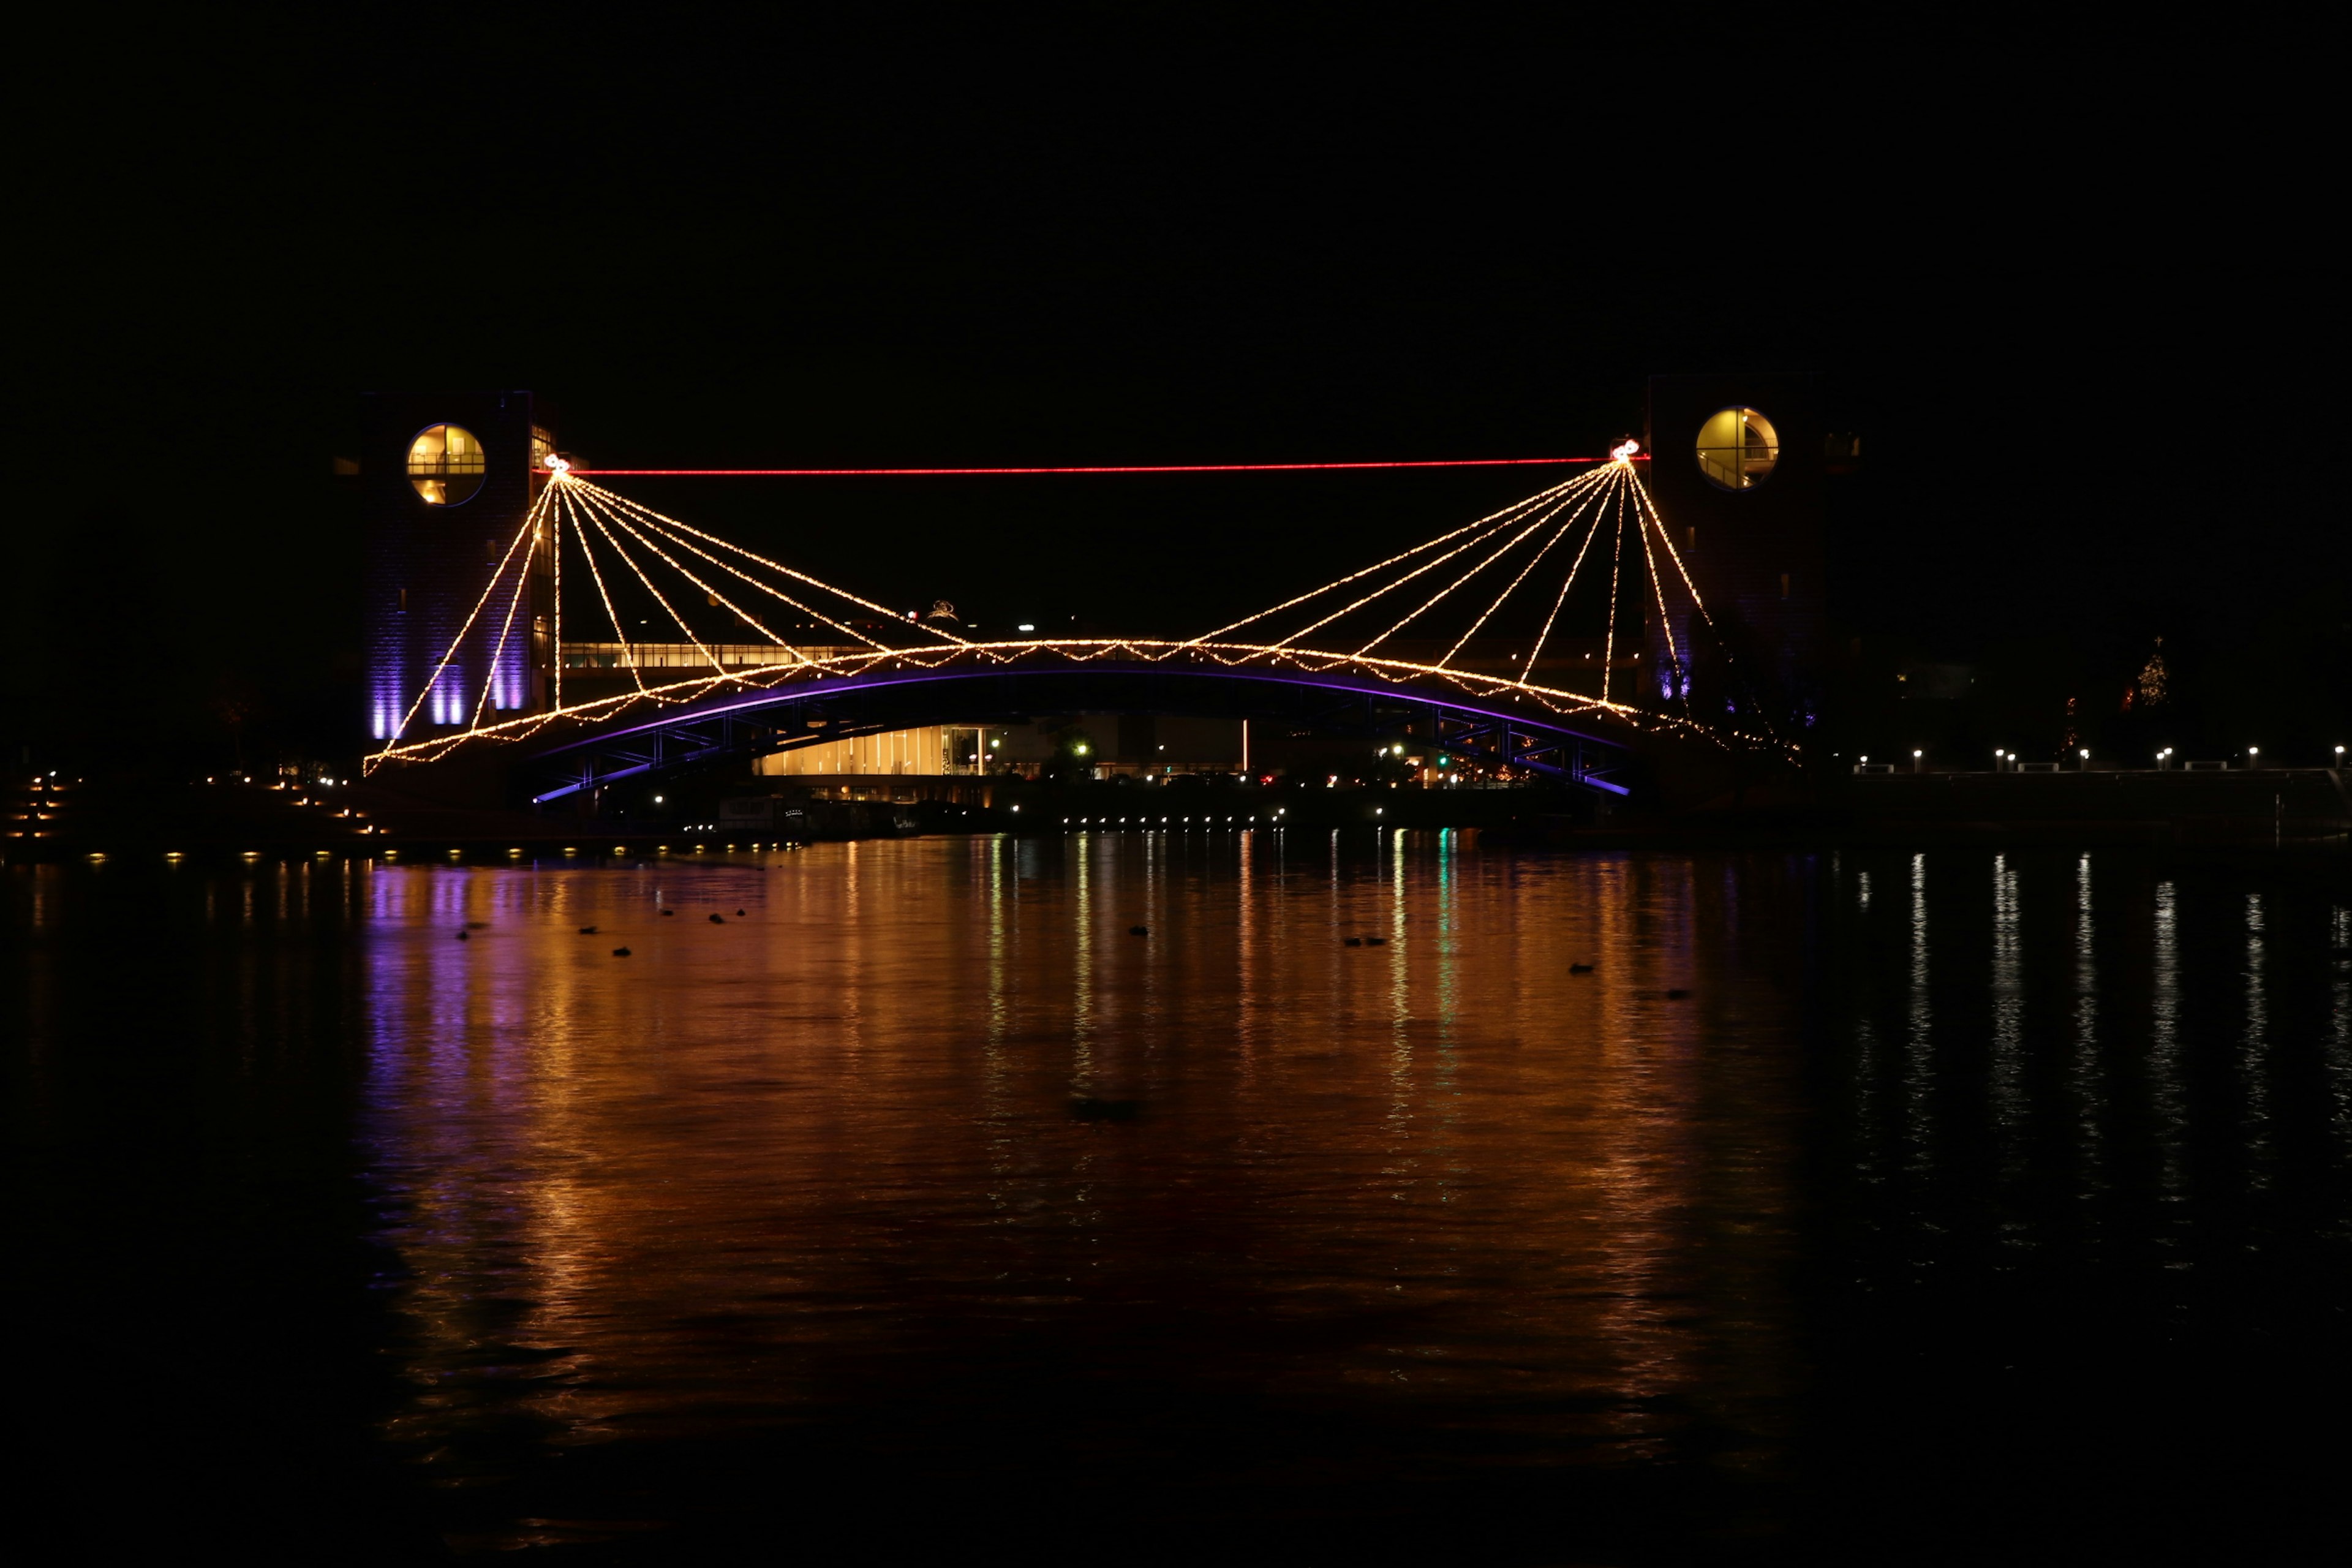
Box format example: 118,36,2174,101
1610,439,1641,463
543,454,571,476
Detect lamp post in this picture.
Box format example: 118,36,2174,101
1912,748,1924,774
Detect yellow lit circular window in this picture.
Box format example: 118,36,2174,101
1694,407,1779,491
407,424,487,505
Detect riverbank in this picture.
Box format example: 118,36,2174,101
10,766,2348,865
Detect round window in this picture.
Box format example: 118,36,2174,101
408,424,487,505
1694,407,1779,491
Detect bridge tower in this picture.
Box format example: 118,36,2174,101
1643,372,1826,710
360,391,557,742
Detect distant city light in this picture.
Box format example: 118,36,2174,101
1018,624,1036,632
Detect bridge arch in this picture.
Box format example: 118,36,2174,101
409,643,1694,806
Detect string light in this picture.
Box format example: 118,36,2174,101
581,486,895,655
386,486,551,742
1598,481,1627,703
1438,479,1614,669
570,456,1618,477
1354,478,1602,658
575,480,973,649
551,472,563,712
467,507,540,729
575,496,737,684
1632,480,1687,704
1262,470,1610,652
1182,472,1594,649
1519,469,1617,684
1625,472,1777,744
561,486,652,698
368,461,1794,779
575,488,812,662
366,635,1754,776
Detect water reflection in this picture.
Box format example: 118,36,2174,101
23,844,2345,1558
349,840,1815,1545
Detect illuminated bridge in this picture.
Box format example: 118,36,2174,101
359,394,1809,809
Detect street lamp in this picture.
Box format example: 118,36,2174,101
2248,746,2260,765
1912,748,1924,773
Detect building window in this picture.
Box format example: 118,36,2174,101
408,424,487,505
1694,407,1778,491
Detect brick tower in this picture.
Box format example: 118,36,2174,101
360,391,557,744
1643,372,1826,707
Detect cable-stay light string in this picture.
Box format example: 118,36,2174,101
573,479,973,649
368,453,1797,776
1633,483,1687,710
561,486,652,698
571,488,810,663
1178,472,1595,650
1259,469,1612,655
570,456,1629,478
1625,475,1779,742
469,510,541,729
1354,475,1610,660
1519,471,1618,685
386,486,552,742
371,638,1681,768
575,500,736,685
1439,477,1617,669
551,486,562,713
1599,482,1628,704
578,486,898,655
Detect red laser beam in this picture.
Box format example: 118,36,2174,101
568,455,1643,477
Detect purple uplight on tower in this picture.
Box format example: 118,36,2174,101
359,392,558,744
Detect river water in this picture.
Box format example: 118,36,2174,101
10,836,2352,1563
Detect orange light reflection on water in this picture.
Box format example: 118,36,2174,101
358,837,1806,1522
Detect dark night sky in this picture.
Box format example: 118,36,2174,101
13,18,2343,766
